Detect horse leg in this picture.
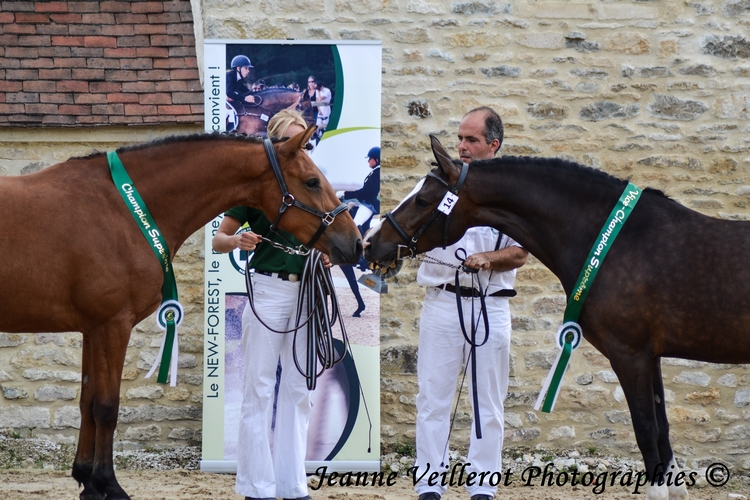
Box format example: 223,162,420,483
609,353,668,500
88,320,132,500
652,360,689,500
72,335,103,500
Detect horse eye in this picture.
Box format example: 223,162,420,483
305,178,321,189
414,196,430,208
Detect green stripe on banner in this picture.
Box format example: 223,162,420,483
328,45,344,132
107,151,179,384
537,182,641,413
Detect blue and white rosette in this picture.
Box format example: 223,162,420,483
145,299,184,387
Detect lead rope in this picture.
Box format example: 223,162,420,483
438,234,504,464
245,248,373,450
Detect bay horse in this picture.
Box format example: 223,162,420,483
365,136,750,500
232,87,307,136
0,127,362,500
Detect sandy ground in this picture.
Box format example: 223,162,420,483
1,468,749,500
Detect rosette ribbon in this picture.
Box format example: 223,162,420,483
108,151,183,386
534,182,642,413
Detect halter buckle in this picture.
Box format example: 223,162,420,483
396,245,415,260
281,193,295,208
322,213,335,226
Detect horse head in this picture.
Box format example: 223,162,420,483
262,125,363,265
364,135,473,271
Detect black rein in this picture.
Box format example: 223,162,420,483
263,138,349,250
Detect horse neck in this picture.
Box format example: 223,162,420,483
116,139,274,254
462,158,627,293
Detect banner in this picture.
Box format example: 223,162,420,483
201,39,381,473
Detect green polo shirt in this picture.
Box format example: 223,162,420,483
224,206,306,275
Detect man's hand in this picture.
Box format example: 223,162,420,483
463,252,492,271
464,247,529,272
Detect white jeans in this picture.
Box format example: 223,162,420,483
414,287,511,498
235,273,310,499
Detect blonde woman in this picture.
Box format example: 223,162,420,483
213,109,314,500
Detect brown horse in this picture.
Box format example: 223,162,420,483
231,87,306,136
0,127,361,500
365,136,750,500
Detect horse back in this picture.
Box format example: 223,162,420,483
0,157,163,333
583,193,750,364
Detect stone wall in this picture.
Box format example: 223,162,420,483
3,0,750,469
202,0,750,468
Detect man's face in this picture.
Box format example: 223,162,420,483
457,111,498,163
368,157,378,168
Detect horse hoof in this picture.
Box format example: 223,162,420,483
645,484,669,500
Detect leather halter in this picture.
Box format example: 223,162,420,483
263,138,349,250
384,161,469,257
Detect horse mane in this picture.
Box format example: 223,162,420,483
74,132,282,160
477,155,670,199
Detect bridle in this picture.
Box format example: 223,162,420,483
383,161,469,258
262,138,349,255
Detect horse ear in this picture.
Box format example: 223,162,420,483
279,125,317,155
430,135,461,184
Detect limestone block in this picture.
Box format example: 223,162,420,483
672,371,711,387
1,385,28,399
126,385,164,400
0,405,50,429
34,384,78,402
124,424,162,441
53,406,81,429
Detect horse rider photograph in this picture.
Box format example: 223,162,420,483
226,54,259,109
412,107,529,500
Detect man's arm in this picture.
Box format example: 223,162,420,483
463,246,528,272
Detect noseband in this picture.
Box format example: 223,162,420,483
263,138,348,253
383,161,469,258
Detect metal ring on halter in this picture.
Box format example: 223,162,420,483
156,299,184,329
281,193,295,208
556,321,582,350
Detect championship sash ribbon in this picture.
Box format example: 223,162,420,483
107,151,183,386
535,182,642,412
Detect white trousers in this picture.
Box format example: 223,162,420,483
414,287,511,498
235,273,311,499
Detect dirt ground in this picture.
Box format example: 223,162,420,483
1,468,749,500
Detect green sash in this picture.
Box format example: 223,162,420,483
107,151,183,386
535,182,642,412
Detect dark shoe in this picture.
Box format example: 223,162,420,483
470,495,493,500
283,497,313,500
353,304,365,317
419,494,441,500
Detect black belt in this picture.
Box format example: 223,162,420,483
254,270,299,282
440,283,517,298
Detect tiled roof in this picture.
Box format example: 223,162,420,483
0,1,203,126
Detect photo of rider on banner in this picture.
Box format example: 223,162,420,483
202,40,381,474
224,44,334,146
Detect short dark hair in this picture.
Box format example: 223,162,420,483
466,106,503,155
